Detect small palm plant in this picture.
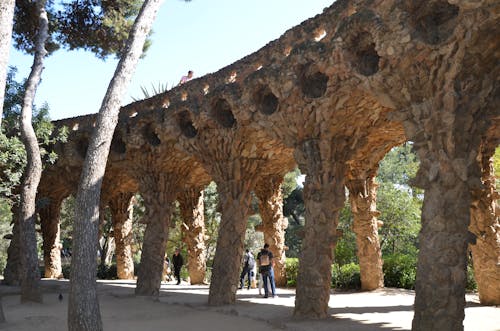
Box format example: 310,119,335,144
132,81,170,101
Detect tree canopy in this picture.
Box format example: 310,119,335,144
13,0,150,58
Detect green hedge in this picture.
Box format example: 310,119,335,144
285,258,299,287
285,258,361,290
383,254,417,289
332,263,361,289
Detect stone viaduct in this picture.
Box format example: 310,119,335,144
4,0,499,330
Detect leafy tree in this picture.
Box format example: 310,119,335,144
377,183,421,256
376,143,422,256
203,182,221,267
334,202,357,266
283,169,305,258
377,142,421,196
13,0,149,59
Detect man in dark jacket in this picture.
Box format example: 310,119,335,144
239,249,255,290
257,243,276,298
172,248,184,285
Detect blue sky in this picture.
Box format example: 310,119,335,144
8,0,334,120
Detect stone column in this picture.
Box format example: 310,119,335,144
293,139,348,318
136,172,179,296
3,203,20,285
254,175,288,287
208,158,261,306
404,99,482,331
469,145,500,305
39,198,63,278
178,188,207,285
347,177,384,290
108,192,135,280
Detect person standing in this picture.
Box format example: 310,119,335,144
172,248,184,285
239,249,255,290
257,243,277,298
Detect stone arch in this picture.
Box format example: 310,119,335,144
176,110,198,138
76,137,89,159
210,98,236,128
407,0,459,45
253,85,279,115
111,132,126,154
349,31,380,76
142,123,161,146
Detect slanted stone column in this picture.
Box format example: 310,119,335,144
178,188,207,285
294,139,348,318
39,198,63,278
136,172,179,296
404,98,483,331
208,158,262,306
347,177,384,290
469,145,500,305
108,192,135,280
3,203,20,285
254,175,288,287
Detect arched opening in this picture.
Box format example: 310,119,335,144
210,98,236,128
408,0,459,45
176,111,198,138
299,64,329,99
142,124,161,146
254,86,279,115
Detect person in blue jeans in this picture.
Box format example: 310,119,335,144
257,243,277,298
240,249,255,289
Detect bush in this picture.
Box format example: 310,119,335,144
466,261,477,292
285,258,299,287
383,254,416,289
332,263,361,290
97,264,117,279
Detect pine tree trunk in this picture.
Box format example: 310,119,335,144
68,1,164,330
0,0,15,124
18,0,49,303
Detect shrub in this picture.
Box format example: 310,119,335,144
332,263,361,290
383,254,416,289
285,258,299,287
96,264,117,280
466,261,477,292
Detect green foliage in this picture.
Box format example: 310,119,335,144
245,214,264,254
377,183,421,256
382,254,417,289
466,260,477,292
0,199,13,272
283,169,305,258
132,82,171,101
377,142,420,192
13,0,150,59
1,67,68,202
282,168,300,199
331,263,361,290
285,257,299,287
334,202,358,266
203,182,221,267
97,263,117,279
